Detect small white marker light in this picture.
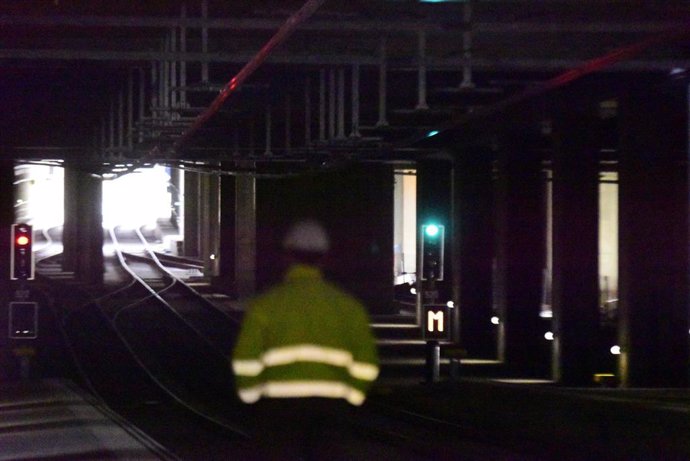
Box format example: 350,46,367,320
610,345,621,355
491,316,500,325
544,331,554,341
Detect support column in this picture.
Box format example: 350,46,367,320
618,87,689,387
455,147,495,357
0,159,14,286
183,170,201,257
551,103,601,385
494,127,548,376
235,171,256,300
63,164,103,285
200,172,220,278
217,172,236,295
0,158,13,377
62,167,78,271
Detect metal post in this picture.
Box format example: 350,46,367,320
376,37,388,127
150,61,158,121
118,88,124,152
305,74,312,146
100,117,106,155
285,94,291,152
350,63,361,138
416,29,429,110
138,67,145,143
170,27,177,112
328,67,336,139
460,1,474,89
127,69,134,150
425,340,440,383
109,98,115,155
264,104,272,156
180,3,188,107
337,67,345,139
319,68,326,141
201,0,209,83
163,34,170,117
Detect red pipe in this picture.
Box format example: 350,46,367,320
422,22,690,142
171,0,326,153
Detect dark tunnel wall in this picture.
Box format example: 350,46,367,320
256,163,395,314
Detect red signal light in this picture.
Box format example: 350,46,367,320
11,223,34,280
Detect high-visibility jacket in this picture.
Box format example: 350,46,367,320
231,263,379,406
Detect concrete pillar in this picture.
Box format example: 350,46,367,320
455,147,495,357
0,159,14,379
63,164,103,285
494,127,548,377
235,172,256,300
169,167,182,228
183,170,200,257
200,172,220,278
0,159,14,283
62,166,79,272
217,172,236,295
618,87,689,387
551,104,601,385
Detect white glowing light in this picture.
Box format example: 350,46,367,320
102,165,172,230
539,310,553,318
446,301,454,308
491,316,499,325
610,345,621,355
410,287,417,295
544,331,554,341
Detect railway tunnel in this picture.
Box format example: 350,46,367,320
1,1,690,459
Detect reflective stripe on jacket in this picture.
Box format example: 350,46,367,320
231,264,379,406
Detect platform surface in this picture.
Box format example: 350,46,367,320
0,379,177,461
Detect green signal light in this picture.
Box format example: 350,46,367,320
425,224,440,237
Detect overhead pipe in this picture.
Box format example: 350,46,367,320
170,0,326,155
409,22,690,145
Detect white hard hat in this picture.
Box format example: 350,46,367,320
282,219,330,253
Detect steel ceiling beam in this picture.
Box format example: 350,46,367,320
0,14,683,34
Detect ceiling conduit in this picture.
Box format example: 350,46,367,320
142,0,327,162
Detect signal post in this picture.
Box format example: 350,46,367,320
7,223,38,379
419,223,452,383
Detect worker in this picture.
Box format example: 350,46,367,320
231,219,379,460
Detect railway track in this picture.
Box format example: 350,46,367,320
37,225,527,460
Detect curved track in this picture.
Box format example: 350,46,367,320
36,225,530,459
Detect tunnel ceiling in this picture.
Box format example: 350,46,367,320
1,0,689,175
